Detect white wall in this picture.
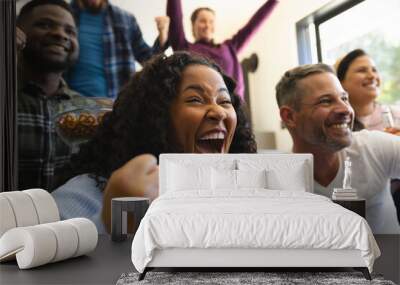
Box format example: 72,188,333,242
242,0,332,151
111,0,333,151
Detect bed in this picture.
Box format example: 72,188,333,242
131,154,380,280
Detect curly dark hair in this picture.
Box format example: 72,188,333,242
72,52,256,184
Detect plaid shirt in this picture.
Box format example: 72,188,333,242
69,1,162,98
17,80,99,192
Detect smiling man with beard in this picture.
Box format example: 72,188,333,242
276,63,400,234
16,0,100,192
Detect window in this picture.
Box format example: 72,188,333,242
297,0,400,104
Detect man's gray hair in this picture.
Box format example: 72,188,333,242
275,63,335,110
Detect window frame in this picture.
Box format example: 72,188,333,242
296,0,364,64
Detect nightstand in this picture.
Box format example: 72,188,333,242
111,197,150,242
332,198,366,218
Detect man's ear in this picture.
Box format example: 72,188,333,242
16,20,25,31
280,105,297,129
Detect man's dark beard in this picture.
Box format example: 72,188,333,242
22,46,77,73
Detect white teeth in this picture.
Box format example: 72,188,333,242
332,123,349,129
364,82,377,87
49,45,66,51
199,132,225,140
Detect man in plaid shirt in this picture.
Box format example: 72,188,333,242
67,0,170,98
16,0,100,192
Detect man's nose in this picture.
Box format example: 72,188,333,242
335,99,353,116
49,25,68,41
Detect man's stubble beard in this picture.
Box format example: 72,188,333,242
309,127,351,152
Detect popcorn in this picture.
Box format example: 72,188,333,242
57,110,110,142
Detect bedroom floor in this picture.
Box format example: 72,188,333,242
373,234,400,284
1,235,397,284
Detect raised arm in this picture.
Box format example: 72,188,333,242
167,0,189,50
155,16,170,48
129,14,160,64
230,0,278,53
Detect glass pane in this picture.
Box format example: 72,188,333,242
319,0,400,104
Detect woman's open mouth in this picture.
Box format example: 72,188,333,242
196,138,224,153
196,131,226,153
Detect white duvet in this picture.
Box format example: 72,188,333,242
131,190,380,273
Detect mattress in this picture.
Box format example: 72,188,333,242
131,190,380,273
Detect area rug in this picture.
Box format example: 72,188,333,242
116,271,396,285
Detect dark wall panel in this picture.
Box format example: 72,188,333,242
0,0,17,192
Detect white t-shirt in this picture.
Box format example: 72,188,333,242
314,130,400,234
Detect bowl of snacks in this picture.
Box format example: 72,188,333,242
55,107,111,147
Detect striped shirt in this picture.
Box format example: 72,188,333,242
68,1,163,98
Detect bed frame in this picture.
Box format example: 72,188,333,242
139,248,371,280
137,154,372,281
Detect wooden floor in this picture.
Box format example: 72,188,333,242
373,234,400,284
0,235,398,284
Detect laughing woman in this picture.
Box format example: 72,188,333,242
336,49,400,132
52,52,256,233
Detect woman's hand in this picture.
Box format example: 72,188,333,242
102,154,159,233
155,16,170,47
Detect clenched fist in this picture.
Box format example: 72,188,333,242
155,16,170,47
102,154,159,232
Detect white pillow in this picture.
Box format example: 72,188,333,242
267,166,307,191
237,159,308,191
167,162,212,191
236,169,268,189
212,168,237,190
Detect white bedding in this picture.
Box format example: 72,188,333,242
131,190,380,273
